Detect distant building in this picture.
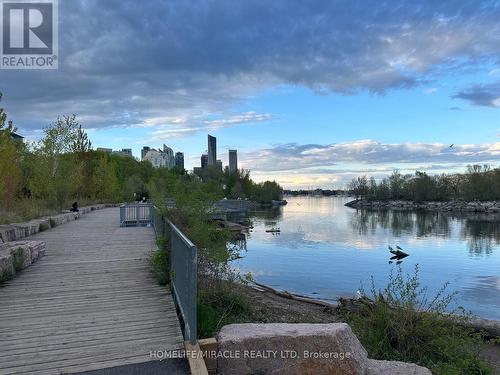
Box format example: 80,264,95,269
229,149,237,173
208,134,217,166
201,154,208,168
162,144,175,168
142,146,179,169
97,147,112,153
97,147,132,157
141,146,151,160
216,160,223,171
143,149,167,168
112,148,133,157
175,152,184,169
11,133,24,142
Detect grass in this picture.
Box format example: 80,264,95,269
197,283,254,338
340,265,492,375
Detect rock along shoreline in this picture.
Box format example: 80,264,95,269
345,199,500,213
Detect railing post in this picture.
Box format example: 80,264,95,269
189,243,198,344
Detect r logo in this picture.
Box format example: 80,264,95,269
3,2,52,54
1,0,58,68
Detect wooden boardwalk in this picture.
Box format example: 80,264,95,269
0,208,184,375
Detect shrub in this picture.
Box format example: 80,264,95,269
341,265,492,375
197,283,253,338
150,235,170,285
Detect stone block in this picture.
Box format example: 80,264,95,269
9,245,32,270
217,323,431,375
0,225,17,242
0,249,15,282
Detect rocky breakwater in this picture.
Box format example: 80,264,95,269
345,199,500,213
216,323,431,375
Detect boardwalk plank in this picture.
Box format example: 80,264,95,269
0,208,184,374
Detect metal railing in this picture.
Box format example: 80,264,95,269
123,203,198,344
119,203,153,227
167,219,198,344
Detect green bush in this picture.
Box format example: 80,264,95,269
197,284,253,338
150,235,170,285
341,265,491,375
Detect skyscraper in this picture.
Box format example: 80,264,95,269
162,144,175,168
141,146,150,160
208,134,217,166
229,149,237,173
201,154,208,168
175,152,184,169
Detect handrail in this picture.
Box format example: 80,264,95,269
151,206,198,345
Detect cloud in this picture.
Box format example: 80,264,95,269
142,111,273,140
1,0,500,133
240,140,500,172
453,81,500,107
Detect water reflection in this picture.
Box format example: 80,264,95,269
244,203,500,256
348,209,499,255
235,196,500,319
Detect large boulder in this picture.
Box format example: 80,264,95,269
0,225,19,242
217,323,431,375
9,245,32,271
0,247,15,282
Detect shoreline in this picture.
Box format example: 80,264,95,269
345,199,500,213
236,282,500,372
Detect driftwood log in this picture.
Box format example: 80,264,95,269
251,282,337,309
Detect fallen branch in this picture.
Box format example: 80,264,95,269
251,281,338,309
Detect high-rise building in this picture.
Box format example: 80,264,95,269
208,134,217,166
175,152,184,169
141,146,151,160
229,149,237,173
163,145,175,168
201,154,208,168
216,160,223,171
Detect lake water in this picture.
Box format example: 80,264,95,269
234,196,500,320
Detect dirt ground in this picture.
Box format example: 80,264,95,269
235,283,500,373
236,283,343,323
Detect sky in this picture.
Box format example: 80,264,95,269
1,0,499,189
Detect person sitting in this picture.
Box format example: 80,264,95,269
70,202,79,212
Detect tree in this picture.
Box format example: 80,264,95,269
0,93,21,211
71,124,92,153
348,176,369,199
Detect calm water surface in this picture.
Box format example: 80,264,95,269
234,196,500,320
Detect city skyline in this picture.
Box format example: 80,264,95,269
0,1,499,188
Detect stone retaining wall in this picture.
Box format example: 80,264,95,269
0,241,46,282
